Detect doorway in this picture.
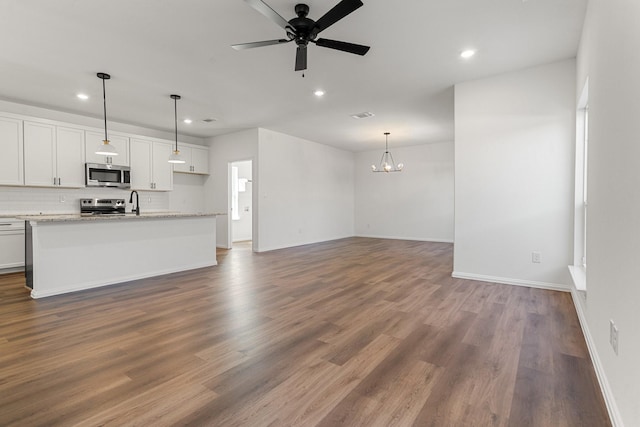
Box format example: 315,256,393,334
230,160,253,246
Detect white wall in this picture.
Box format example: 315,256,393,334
574,1,640,424
231,160,253,242
206,129,258,249
354,142,454,242
169,173,207,213
453,59,575,289
257,128,354,252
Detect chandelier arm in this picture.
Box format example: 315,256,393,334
388,151,397,170
378,151,386,168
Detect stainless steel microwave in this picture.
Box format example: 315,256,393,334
85,163,131,188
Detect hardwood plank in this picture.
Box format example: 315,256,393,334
0,238,610,426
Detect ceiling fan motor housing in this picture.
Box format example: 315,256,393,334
289,4,316,45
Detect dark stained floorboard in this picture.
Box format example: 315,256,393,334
0,237,610,426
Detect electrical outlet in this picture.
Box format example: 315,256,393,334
532,251,541,263
610,320,619,355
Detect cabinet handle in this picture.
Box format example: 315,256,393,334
58,178,61,186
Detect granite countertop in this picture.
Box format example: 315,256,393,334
15,212,224,222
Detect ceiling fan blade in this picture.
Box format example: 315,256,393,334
295,45,307,71
232,39,291,50
244,0,292,30
314,38,370,56
314,0,363,34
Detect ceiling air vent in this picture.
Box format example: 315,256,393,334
350,112,375,119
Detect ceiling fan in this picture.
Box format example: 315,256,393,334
232,0,370,71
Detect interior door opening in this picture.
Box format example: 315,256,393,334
230,160,253,247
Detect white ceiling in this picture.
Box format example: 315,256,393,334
0,0,586,151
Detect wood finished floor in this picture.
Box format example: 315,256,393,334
0,238,610,426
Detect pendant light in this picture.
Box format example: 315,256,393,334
371,132,403,172
95,72,118,156
168,94,186,164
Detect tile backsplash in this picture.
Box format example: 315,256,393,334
0,186,169,215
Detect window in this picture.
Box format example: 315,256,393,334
582,106,588,268
571,80,589,292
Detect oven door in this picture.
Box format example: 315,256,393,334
86,163,123,187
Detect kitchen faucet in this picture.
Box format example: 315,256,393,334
129,190,140,216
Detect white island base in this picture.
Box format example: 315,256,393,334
23,214,217,299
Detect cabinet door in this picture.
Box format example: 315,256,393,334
0,225,24,270
191,146,209,174
0,117,24,186
129,138,153,190
173,146,191,173
24,121,56,187
152,141,173,191
56,127,85,188
85,131,130,166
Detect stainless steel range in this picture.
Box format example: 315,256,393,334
80,198,126,216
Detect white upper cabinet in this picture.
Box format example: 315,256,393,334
174,144,209,175
130,138,173,191
55,127,85,187
23,121,56,187
151,141,173,191
85,131,129,166
24,122,85,188
0,117,24,186
191,146,209,174
130,138,152,190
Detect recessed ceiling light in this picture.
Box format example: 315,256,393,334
460,49,476,59
76,93,89,100
183,119,193,124
314,90,325,97
350,112,375,119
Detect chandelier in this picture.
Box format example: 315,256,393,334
371,132,403,173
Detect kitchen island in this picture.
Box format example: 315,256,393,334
19,213,220,299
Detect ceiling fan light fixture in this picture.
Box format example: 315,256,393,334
95,72,118,156
371,132,403,173
169,94,186,164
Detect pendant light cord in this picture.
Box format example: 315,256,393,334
102,77,108,142
174,97,178,151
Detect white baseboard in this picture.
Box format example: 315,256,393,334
451,271,570,292
0,266,24,275
355,234,454,244
570,287,624,427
